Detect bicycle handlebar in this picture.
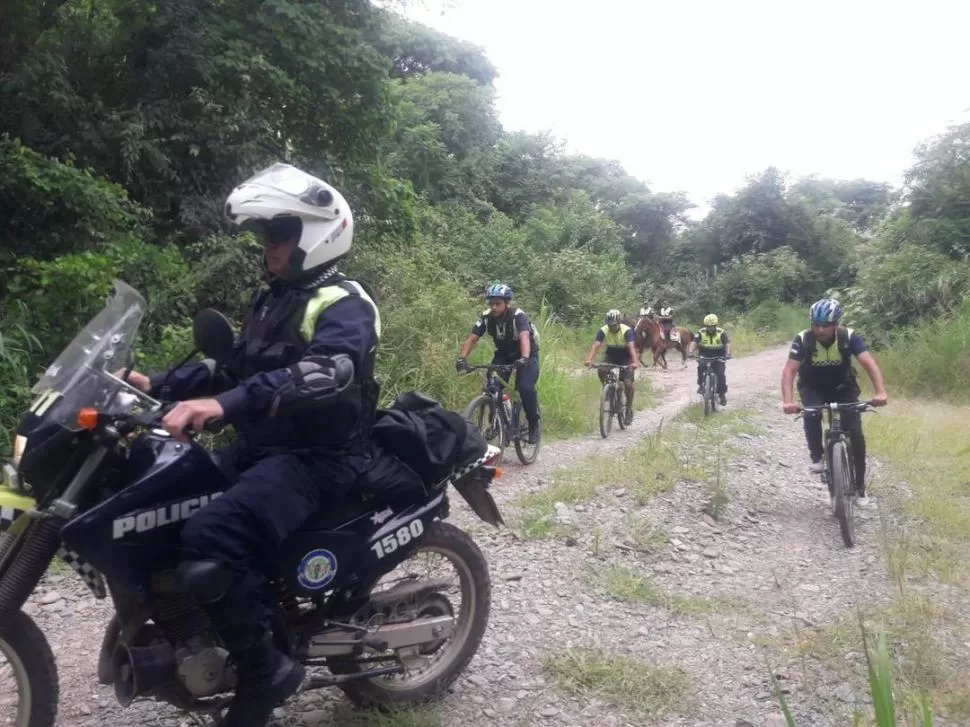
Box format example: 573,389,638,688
587,362,635,370
463,363,518,374
792,401,877,418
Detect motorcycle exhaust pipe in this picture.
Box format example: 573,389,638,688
112,641,178,706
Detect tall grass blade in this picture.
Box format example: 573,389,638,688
859,616,897,726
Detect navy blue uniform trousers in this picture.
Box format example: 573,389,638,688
493,354,540,427
799,383,866,490
180,441,369,651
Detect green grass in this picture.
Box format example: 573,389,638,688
328,705,443,727
874,301,970,401
771,603,950,726
763,395,970,724
675,404,762,518
586,563,739,616
512,405,763,539
771,625,937,727
621,514,668,552
511,419,698,538
865,399,970,585
864,398,970,720
541,647,692,720
512,474,595,539
675,402,764,438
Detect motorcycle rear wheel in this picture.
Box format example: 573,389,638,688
328,521,491,707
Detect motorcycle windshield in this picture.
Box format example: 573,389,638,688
30,280,148,426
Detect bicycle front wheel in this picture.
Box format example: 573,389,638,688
615,386,628,431
703,372,715,416
464,395,506,465
830,440,855,548
599,384,614,438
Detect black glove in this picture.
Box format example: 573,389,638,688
515,357,529,370
455,357,468,373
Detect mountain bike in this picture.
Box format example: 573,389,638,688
588,363,633,438
794,401,875,548
461,364,541,466
697,356,727,417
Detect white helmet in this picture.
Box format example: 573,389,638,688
660,306,672,317
225,163,353,275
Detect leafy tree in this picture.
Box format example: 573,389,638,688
0,137,149,266
902,121,970,260
370,13,497,84
714,247,811,309
791,176,894,234
1,0,395,238
487,131,568,221
386,72,501,202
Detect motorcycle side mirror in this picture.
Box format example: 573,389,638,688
192,309,235,364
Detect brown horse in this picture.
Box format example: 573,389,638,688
635,315,694,369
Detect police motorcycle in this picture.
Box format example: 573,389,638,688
0,280,505,727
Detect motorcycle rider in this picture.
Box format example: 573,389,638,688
125,163,380,727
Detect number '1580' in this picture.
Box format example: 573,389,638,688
370,518,425,559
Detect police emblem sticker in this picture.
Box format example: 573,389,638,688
297,548,338,590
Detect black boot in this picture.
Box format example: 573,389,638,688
528,419,540,443
222,631,305,727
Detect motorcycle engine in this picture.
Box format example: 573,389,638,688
175,635,234,698
153,590,235,698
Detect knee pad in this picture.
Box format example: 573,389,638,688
176,560,232,604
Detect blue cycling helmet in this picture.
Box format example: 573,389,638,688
810,298,843,324
485,283,513,300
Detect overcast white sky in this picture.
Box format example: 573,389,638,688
403,0,970,215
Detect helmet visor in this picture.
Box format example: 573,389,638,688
242,217,302,246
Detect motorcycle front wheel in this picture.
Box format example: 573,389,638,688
0,608,59,727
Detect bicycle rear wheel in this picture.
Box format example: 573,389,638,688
514,403,541,465
599,384,614,439
830,440,855,547
464,395,506,465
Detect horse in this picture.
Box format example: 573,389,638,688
635,315,694,369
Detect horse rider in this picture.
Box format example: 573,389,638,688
658,306,675,342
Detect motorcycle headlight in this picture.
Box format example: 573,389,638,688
11,435,26,469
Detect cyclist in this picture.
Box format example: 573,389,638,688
457,283,541,442
781,297,889,501
658,306,675,341
585,309,638,425
693,314,730,405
